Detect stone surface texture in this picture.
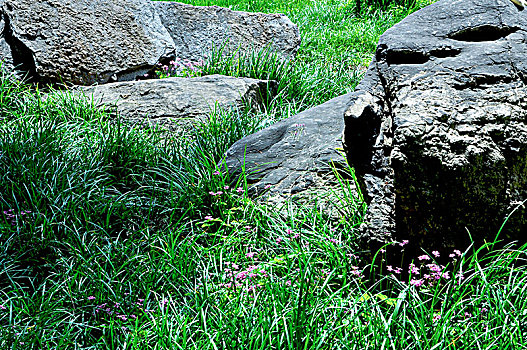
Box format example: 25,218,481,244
224,93,351,195
78,75,276,129
153,1,301,61
0,6,14,72
1,0,175,85
343,0,527,249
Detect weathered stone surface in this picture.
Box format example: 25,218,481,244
0,8,14,72
0,39,13,72
153,1,301,61
78,75,276,129
2,0,175,85
343,0,527,249
224,93,351,195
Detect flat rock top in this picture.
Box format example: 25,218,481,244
78,75,275,129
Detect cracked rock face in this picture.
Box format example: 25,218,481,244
153,1,301,61
344,0,527,249
1,0,175,85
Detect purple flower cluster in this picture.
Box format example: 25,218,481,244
155,58,204,78
3,209,31,226
91,296,149,323
378,240,466,289
219,262,269,295
276,228,301,242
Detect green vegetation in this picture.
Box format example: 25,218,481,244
2,0,527,349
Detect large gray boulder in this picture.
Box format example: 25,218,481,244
223,93,351,195
343,0,527,250
1,0,175,85
78,75,276,129
153,1,301,61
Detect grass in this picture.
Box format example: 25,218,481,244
2,0,527,349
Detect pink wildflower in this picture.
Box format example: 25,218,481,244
418,255,430,261
399,239,409,247
224,185,229,190
427,264,441,273
276,237,283,243
205,216,213,220
87,296,95,301
236,187,244,193
432,251,440,258
246,252,257,258
264,184,272,189
410,279,424,287
213,171,220,175
409,263,419,274
454,249,462,256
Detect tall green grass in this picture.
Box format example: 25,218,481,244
2,68,527,348
4,0,525,348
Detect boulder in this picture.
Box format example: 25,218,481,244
153,1,301,61
223,93,351,195
343,0,527,250
78,75,276,129
1,0,175,85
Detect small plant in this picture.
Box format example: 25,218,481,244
153,58,205,79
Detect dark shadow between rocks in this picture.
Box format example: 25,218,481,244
2,13,37,83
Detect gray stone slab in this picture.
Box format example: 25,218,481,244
153,1,301,61
78,74,276,129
